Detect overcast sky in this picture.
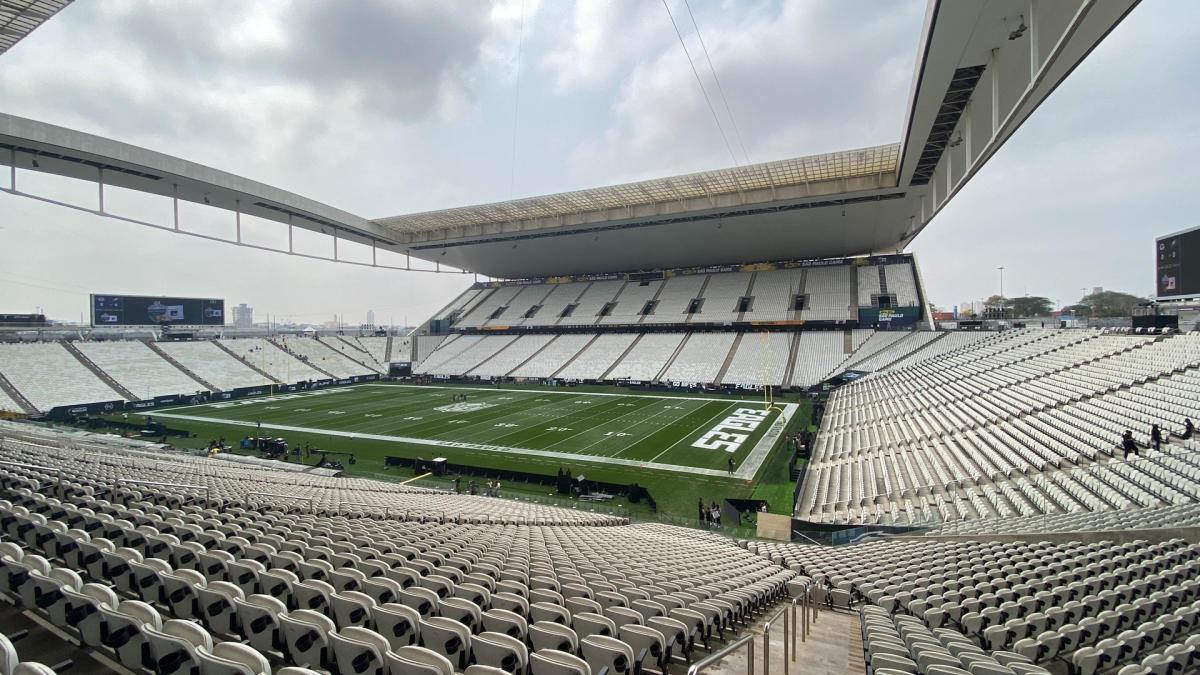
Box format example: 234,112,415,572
0,0,1196,324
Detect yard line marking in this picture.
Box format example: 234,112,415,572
361,383,751,404
644,401,737,463
545,396,684,454
574,398,709,457
147,410,757,478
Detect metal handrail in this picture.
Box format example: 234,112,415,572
687,633,755,675
0,461,63,497
117,478,211,502
761,603,790,675
247,491,315,513
339,501,389,517
0,460,59,473
792,530,821,545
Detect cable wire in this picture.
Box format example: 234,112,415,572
661,0,739,166
509,0,527,198
683,0,750,164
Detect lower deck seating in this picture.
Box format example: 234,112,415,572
0,421,796,675
751,536,1200,675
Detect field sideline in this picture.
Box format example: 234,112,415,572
151,383,797,479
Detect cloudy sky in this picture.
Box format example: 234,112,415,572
0,0,1196,325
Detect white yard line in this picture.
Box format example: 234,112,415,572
150,408,790,479
364,383,758,404
571,398,709,456
646,401,738,463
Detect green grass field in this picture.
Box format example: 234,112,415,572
137,382,810,519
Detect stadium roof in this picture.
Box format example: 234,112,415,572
0,0,72,55
376,144,900,236
0,0,1141,278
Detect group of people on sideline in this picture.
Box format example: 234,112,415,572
699,499,722,527
453,475,501,497
1121,418,1193,457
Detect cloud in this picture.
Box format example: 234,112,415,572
0,0,1195,326
561,0,924,184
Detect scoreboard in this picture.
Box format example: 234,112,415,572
91,294,225,326
1157,225,1200,301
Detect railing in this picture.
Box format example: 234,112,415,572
794,582,818,646
117,478,211,502
339,501,391,518
761,604,790,675
687,633,754,675
0,460,62,496
247,491,315,513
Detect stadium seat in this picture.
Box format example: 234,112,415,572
530,649,592,675
419,616,471,670
194,641,271,675
329,625,392,675
144,618,213,675
279,608,336,670
385,645,454,675
234,593,288,655
372,602,421,649
471,631,529,673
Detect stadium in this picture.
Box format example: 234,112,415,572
0,1,1198,674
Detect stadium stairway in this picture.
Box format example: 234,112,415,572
318,337,381,375
734,272,757,322
713,333,744,385
211,340,283,385
60,341,137,402
0,374,37,416
652,333,692,383
384,336,393,363
791,269,807,321
782,333,802,387
637,280,668,325
267,339,337,380
141,339,221,393
861,332,950,374
348,337,389,373
599,334,646,381
550,334,599,378
503,334,564,378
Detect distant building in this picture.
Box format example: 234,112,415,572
232,303,253,329
366,310,375,327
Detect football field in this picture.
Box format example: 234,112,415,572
151,383,796,478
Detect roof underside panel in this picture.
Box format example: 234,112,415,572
374,144,901,239
0,0,72,55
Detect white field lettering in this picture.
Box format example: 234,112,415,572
691,407,771,453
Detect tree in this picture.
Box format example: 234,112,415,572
983,295,1011,319
1078,291,1149,318
1010,296,1054,317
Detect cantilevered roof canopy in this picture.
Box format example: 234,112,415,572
0,0,1141,279
0,113,397,251
1,0,72,55
377,145,900,237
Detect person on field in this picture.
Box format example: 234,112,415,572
698,498,706,524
